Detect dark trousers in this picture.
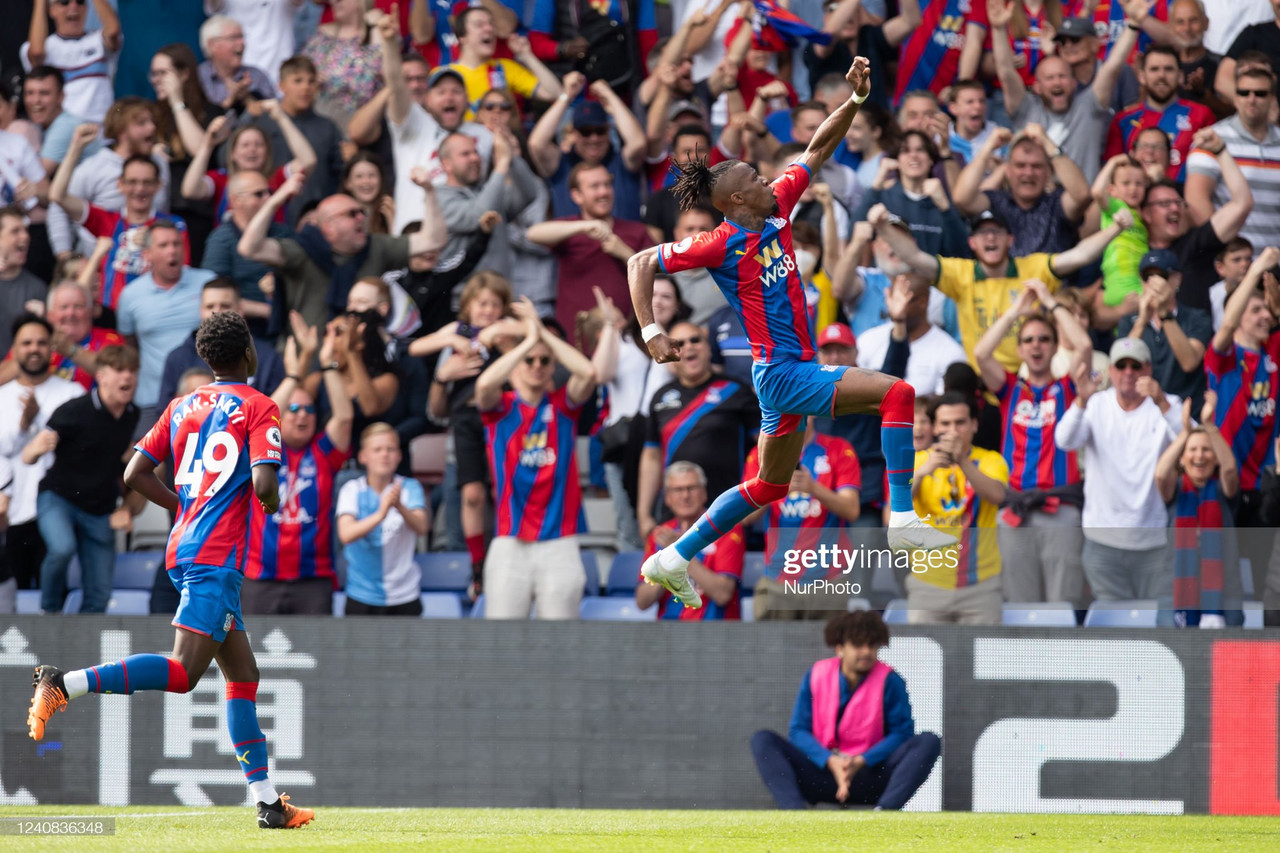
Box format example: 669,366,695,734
9,521,46,590
750,730,941,810
344,597,423,616
241,577,334,615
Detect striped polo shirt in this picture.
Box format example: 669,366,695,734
1185,115,1280,251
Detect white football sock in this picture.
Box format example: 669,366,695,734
250,780,279,805
63,670,89,700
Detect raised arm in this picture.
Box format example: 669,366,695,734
181,116,227,202
592,80,647,173
527,72,585,178
1203,130,1253,242
883,0,921,47
378,10,411,127
1034,279,1093,379
987,0,1026,116
267,100,318,176
1213,248,1277,354
1051,207,1131,277
974,286,1036,393
952,127,1011,215
94,0,123,52
829,221,871,303
799,58,871,175
508,34,564,100
406,167,448,256
816,0,862,59
627,245,680,365
238,171,306,267
866,204,940,278
409,0,434,44
683,0,735,56
26,0,50,67
1154,406,1192,503
537,314,599,406
1092,2,1141,108
49,123,100,224
527,218,597,247
474,308,542,412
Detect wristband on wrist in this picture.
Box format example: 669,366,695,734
851,90,868,105
286,373,303,383
641,323,664,343
1127,22,1141,31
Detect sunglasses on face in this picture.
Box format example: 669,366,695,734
53,0,87,6
333,208,365,220
577,126,609,138
480,101,512,112
1145,198,1184,209
1237,88,1272,99
524,356,552,367
1057,35,1084,44
288,403,316,414
1114,360,1144,372
671,335,704,347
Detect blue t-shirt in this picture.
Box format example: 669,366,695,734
336,475,426,608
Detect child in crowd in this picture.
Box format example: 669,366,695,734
415,273,523,598
1093,154,1150,309
336,423,430,616
1209,237,1255,331
1155,393,1244,628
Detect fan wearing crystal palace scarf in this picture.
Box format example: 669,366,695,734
627,57,955,610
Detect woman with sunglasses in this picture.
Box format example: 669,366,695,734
473,296,598,620
181,105,316,224
342,152,396,235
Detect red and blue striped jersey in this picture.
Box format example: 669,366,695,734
1065,0,1163,63
643,519,745,620
996,372,1079,491
483,387,586,542
1105,99,1216,182
1206,337,1280,492
135,382,283,571
83,205,190,310
895,0,987,102
246,432,350,583
1173,474,1225,613
983,4,1050,88
656,163,816,364
206,166,288,224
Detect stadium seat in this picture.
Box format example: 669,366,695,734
113,551,164,589
333,592,346,617
1244,601,1263,629
416,552,471,592
740,601,755,622
409,434,448,486
1003,602,1078,627
579,598,656,621
847,597,871,612
62,589,151,615
607,552,644,596
581,551,600,596
130,501,173,551
1083,600,1158,627
16,590,42,614
870,561,901,603
742,552,766,590
882,598,909,625
420,593,463,619
468,595,536,619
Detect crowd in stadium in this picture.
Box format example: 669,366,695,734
2,0,1280,627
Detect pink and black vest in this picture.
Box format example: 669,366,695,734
809,657,889,756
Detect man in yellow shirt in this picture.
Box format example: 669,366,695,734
910,393,1010,624
868,204,1132,372
445,7,562,118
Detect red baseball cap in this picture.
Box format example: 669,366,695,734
817,324,856,349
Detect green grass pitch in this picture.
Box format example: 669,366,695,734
1,806,1277,851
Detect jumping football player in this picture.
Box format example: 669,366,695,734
26,311,315,830
628,57,954,609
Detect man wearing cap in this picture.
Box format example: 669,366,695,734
527,72,647,220
1056,335,1184,606
1117,249,1212,406
444,6,563,112
869,201,1129,372
376,16,493,235
989,3,1141,182
1049,15,1140,114
1105,45,1215,181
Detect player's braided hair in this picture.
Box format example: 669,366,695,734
671,154,737,212
195,310,252,373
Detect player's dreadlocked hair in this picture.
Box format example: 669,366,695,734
195,310,252,374
671,155,737,212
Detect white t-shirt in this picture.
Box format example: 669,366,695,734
1210,279,1227,332
21,31,117,124
388,102,492,235
0,377,86,525
855,323,968,395
209,0,300,86
336,475,426,607
0,130,45,211
1055,388,1183,551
